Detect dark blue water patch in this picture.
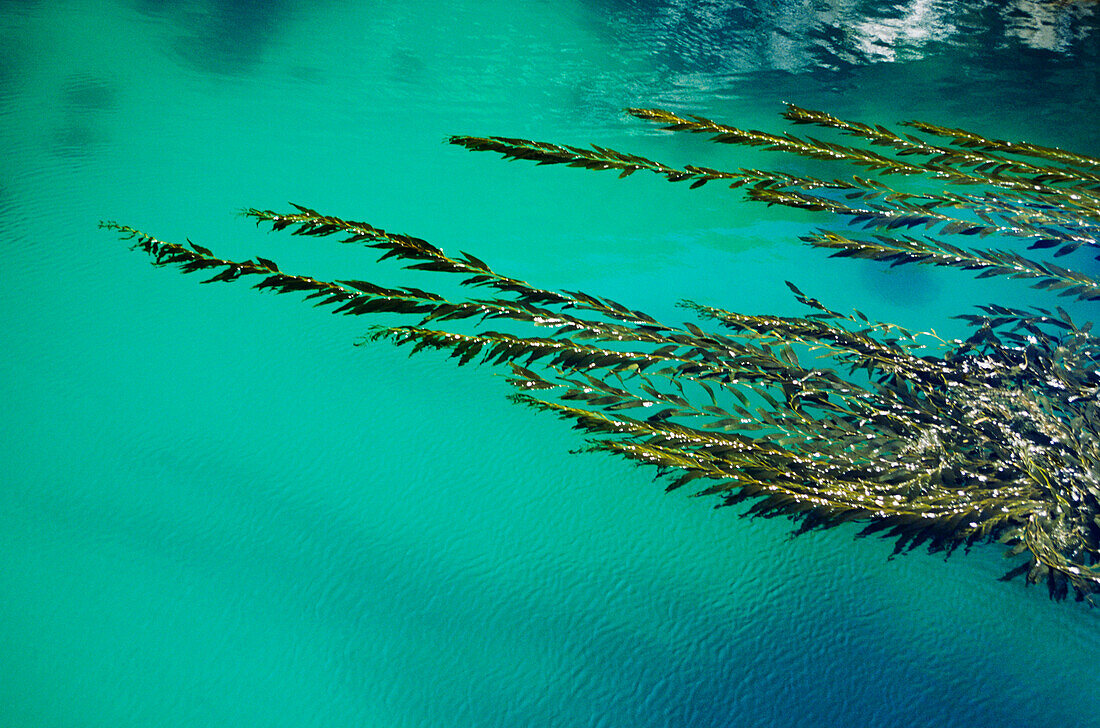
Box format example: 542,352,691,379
583,0,830,76
0,0,40,14
286,503,1014,728
810,3,1100,119
60,74,115,112
50,74,117,158
0,15,31,109
695,48,1100,160
127,0,291,76
51,123,101,158
578,0,1099,104
859,258,940,309
387,47,428,86
283,63,326,86
0,48,12,101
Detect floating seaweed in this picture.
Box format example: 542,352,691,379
104,105,1100,602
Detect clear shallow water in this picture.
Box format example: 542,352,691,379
1,1,1099,726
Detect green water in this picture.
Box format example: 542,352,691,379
1,2,1099,726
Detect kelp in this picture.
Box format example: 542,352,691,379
104,105,1100,603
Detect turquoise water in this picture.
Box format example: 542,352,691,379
2,2,1099,726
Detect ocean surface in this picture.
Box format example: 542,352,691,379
2,1,1099,726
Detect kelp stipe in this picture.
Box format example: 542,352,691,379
104,105,1100,603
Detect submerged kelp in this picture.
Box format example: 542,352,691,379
104,105,1100,602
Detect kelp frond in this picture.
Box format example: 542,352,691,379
902,118,1100,172
805,231,1100,302
782,104,1100,191
107,106,1100,603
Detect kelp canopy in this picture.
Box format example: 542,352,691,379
104,104,1100,603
